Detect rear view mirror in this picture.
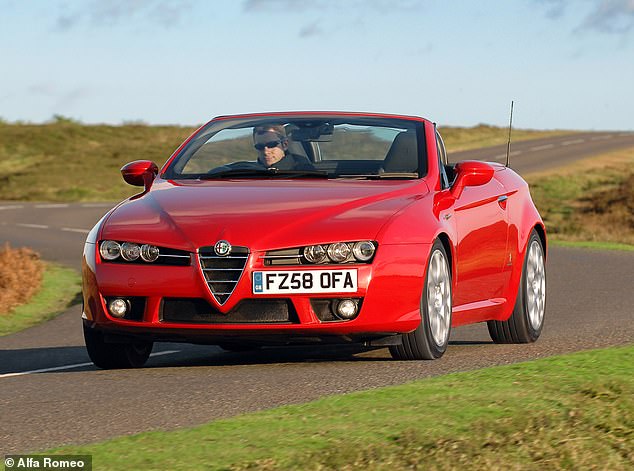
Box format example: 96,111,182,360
121,160,159,191
450,160,495,198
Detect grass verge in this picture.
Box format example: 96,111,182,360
48,345,634,470
526,146,634,249
0,120,568,202
0,120,194,202
550,240,634,252
440,124,572,153
0,263,82,336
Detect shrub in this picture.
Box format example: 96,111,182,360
0,244,44,314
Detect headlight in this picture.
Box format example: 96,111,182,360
327,242,352,263
141,244,160,262
266,241,377,266
99,240,121,260
303,245,327,263
99,240,163,263
352,241,376,262
120,242,141,261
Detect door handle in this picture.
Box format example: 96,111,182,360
497,195,508,209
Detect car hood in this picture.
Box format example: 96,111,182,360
101,179,428,251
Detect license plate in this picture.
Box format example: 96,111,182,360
253,269,357,294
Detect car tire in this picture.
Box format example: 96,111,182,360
83,324,153,369
390,239,452,360
488,229,546,343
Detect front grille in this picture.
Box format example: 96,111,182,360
198,246,249,305
160,298,297,324
262,248,304,266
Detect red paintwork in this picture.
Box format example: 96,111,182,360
120,160,158,190
82,112,545,345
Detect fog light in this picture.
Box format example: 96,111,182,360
108,298,129,318
335,299,358,320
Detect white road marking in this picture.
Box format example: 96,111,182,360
61,227,90,234
81,203,113,208
0,205,23,210
530,144,554,151
0,350,180,378
561,139,585,146
16,223,49,229
35,204,69,208
493,150,521,161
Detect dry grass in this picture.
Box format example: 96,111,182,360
0,120,566,202
526,146,634,245
0,243,44,315
441,124,573,153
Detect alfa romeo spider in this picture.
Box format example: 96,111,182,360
82,111,546,368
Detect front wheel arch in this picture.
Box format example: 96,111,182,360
488,229,546,343
390,239,453,360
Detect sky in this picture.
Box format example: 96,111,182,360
1,0,633,130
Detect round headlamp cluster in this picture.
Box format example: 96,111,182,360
99,240,160,262
303,241,376,264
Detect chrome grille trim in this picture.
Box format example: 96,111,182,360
260,255,302,259
200,255,248,260
198,245,249,305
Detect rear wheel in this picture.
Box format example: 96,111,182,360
390,240,452,360
488,229,546,343
83,324,153,369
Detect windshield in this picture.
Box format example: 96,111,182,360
163,116,426,180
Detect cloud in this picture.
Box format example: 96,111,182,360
534,0,568,19
580,0,634,33
54,0,190,31
535,0,634,34
242,0,425,39
53,87,92,111
28,83,59,96
298,21,324,38
25,83,91,109
243,0,321,12
242,0,425,14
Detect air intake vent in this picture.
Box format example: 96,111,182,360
198,245,249,305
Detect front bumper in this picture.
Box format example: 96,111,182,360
82,242,431,343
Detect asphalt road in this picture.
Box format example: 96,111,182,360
1,131,633,454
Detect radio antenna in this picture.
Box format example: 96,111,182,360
505,100,514,168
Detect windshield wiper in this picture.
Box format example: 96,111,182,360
198,167,329,179
266,169,329,178
199,168,273,179
335,173,419,179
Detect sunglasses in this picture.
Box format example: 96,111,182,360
254,140,282,151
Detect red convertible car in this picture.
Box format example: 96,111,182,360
82,112,546,368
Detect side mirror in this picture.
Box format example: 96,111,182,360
121,160,159,191
450,160,495,198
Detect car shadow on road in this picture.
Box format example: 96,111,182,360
1,339,496,375
0,346,93,376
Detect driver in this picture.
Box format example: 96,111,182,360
253,125,315,170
